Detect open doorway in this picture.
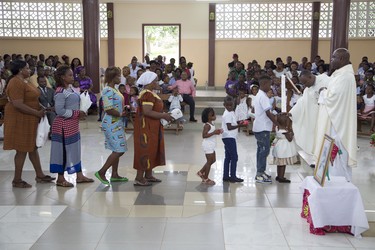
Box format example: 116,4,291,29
142,24,181,63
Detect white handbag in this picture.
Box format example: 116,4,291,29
36,116,50,147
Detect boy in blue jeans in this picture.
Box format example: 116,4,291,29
252,75,278,183
221,96,247,183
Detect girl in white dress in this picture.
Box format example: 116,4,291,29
197,108,222,185
272,114,298,183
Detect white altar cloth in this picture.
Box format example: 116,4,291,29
300,176,369,237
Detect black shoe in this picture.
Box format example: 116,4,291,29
189,118,198,122
276,176,291,183
223,178,231,182
230,177,244,183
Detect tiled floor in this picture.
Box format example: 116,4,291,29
0,110,375,249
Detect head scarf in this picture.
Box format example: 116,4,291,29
137,71,157,86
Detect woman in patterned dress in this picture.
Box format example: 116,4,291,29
50,65,93,187
3,60,55,188
95,67,128,185
133,72,173,186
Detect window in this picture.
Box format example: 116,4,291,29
0,1,108,38
216,2,375,39
143,24,180,63
215,3,313,39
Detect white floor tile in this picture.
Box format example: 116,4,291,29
163,222,224,245
223,222,288,246
99,221,166,243
0,222,52,244
0,205,66,223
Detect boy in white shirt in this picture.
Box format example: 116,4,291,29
221,96,247,183
253,75,278,183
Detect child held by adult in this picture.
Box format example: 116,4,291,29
197,108,223,185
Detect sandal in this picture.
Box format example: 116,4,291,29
202,178,216,185
197,171,205,180
133,179,152,186
56,181,74,187
76,177,94,184
12,180,32,188
144,176,162,183
35,175,56,183
95,171,110,185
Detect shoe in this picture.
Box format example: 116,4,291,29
189,118,197,122
222,178,231,182
95,171,110,185
263,173,271,179
230,177,244,183
276,176,291,183
255,175,272,184
110,177,128,182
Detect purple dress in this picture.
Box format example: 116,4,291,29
78,77,97,109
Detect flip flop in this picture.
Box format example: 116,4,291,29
76,177,95,184
95,171,110,185
110,177,129,182
133,180,152,186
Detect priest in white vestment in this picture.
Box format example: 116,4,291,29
290,71,329,155
314,48,357,181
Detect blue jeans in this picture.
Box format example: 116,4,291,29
254,131,270,175
222,138,238,179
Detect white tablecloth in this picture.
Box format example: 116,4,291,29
300,176,369,237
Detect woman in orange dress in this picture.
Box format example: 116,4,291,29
3,60,55,188
133,72,172,186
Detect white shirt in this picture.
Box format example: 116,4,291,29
363,94,375,106
235,97,248,121
253,89,273,132
273,69,287,78
221,109,238,139
168,94,183,111
130,66,140,78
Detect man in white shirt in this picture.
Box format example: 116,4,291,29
314,48,357,181
253,75,278,183
129,58,140,78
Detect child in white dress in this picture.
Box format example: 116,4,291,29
272,114,298,183
197,108,222,185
